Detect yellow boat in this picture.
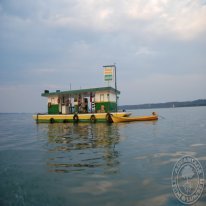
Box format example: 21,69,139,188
110,112,158,123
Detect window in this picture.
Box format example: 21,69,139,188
51,98,55,104
100,94,104,102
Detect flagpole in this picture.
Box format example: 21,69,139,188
114,64,117,112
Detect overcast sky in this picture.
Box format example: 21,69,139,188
0,0,206,112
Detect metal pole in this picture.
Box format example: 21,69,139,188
114,64,117,112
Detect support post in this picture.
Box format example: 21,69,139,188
114,64,117,112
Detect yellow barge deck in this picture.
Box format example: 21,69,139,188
33,112,131,123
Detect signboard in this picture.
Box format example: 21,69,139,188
104,67,114,81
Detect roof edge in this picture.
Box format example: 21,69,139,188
41,86,120,97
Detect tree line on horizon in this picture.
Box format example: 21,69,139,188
119,99,206,110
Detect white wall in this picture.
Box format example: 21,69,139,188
48,96,58,104
95,91,116,102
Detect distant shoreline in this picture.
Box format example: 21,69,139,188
119,99,206,110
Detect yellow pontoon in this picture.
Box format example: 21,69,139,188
33,112,131,123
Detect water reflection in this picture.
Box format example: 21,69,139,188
43,123,121,173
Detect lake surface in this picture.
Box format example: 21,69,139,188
0,107,206,206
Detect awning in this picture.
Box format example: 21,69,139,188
41,86,120,97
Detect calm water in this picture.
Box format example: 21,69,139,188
0,107,206,206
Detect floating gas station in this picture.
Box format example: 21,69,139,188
33,65,131,123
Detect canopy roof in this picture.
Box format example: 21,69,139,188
41,86,120,97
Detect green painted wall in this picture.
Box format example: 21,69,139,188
48,104,59,114
95,102,117,112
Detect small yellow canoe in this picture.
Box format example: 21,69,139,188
111,112,158,123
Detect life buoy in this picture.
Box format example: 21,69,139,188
90,115,96,123
50,118,55,124
63,119,69,123
73,114,79,123
106,113,113,123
